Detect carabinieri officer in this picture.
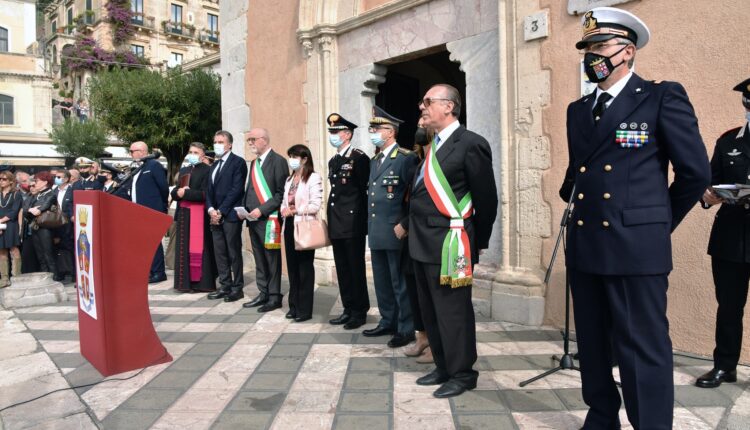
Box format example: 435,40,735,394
326,113,371,330
559,7,710,428
697,76,750,389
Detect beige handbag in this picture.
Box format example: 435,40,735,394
294,215,331,251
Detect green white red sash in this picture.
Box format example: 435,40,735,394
424,143,473,288
251,159,281,249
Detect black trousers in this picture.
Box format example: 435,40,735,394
402,244,423,331
32,228,56,274
711,257,750,371
248,220,282,301
414,261,477,387
570,269,673,430
283,217,315,317
211,221,244,291
331,236,369,319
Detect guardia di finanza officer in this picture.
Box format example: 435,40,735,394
362,106,419,348
559,7,710,429
326,113,371,330
697,77,750,389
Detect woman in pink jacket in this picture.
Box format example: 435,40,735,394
280,145,323,322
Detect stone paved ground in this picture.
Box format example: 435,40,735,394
1,275,750,429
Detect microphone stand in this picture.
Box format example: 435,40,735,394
520,184,580,387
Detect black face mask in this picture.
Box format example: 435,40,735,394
96,174,107,184
414,127,429,146
80,171,90,179
583,44,628,84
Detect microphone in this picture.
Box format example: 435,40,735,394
136,150,162,162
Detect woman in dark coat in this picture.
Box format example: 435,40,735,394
24,171,57,275
0,170,23,287
172,143,217,292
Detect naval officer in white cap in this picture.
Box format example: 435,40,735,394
559,7,710,429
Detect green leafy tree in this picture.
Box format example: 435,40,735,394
87,68,221,183
49,118,109,160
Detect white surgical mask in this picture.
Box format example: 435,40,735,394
185,154,200,165
213,144,225,157
369,132,385,148
288,158,301,171
329,134,343,148
745,111,750,123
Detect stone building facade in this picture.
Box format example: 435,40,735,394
221,0,750,362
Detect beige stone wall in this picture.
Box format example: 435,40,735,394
244,0,306,160
540,0,750,362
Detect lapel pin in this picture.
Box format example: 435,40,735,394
635,88,642,93
640,123,648,130
619,123,627,130
629,122,638,130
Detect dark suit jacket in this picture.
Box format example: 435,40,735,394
244,149,288,224
707,124,750,263
206,152,248,223
171,163,210,221
559,73,710,275
408,125,498,265
132,158,168,213
327,146,370,240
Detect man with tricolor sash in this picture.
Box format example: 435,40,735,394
409,84,498,398
242,128,289,313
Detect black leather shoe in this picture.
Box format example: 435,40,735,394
207,290,229,300
258,302,282,313
343,318,366,330
243,294,268,308
416,369,449,386
433,380,476,398
387,333,416,348
329,313,351,325
285,311,296,319
294,315,312,322
696,368,737,388
148,274,167,284
362,326,395,337
224,290,244,302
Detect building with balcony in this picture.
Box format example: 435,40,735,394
0,0,58,168
42,0,220,103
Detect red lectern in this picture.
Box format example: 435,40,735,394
74,190,173,376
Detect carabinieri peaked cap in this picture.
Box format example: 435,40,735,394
370,105,404,127
575,7,650,50
326,113,358,131
74,156,95,167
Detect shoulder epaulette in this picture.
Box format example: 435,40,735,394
352,148,365,156
396,147,412,156
719,127,743,139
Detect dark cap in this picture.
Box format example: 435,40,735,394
575,7,650,50
369,105,404,127
327,113,358,131
99,162,121,175
733,77,750,98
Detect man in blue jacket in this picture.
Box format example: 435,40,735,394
206,130,249,303
559,7,710,428
127,141,169,283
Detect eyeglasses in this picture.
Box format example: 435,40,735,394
0,178,8,181
128,149,142,154
246,137,264,143
418,97,451,108
581,41,630,54
368,126,393,133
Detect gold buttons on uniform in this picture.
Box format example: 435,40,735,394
604,164,613,172
579,166,586,173
602,221,610,227
577,193,584,200
371,203,375,207
372,214,376,218
577,220,584,226
603,193,611,199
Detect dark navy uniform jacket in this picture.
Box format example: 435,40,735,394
559,73,710,275
367,144,418,250
327,145,370,240
707,124,750,263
